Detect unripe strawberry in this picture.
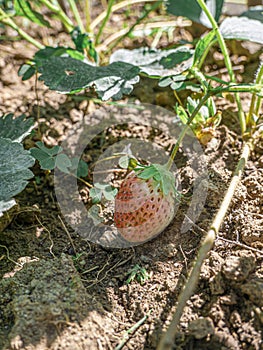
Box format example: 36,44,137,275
114,164,177,243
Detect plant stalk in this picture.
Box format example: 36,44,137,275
39,0,74,32
0,8,44,49
196,0,246,135
166,82,261,171
95,0,115,45
157,141,252,350
68,0,85,32
247,62,263,128
166,93,212,170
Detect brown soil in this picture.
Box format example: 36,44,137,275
0,12,263,350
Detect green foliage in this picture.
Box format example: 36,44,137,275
110,46,194,77
70,157,89,178
30,142,64,170
14,0,50,27
87,205,103,225
18,63,36,81
37,56,140,99
219,16,263,44
0,113,35,216
136,163,177,197
30,141,88,177
241,6,263,22
89,183,118,204
0,138,34,216
166,0,224,27
193,30,216,67
125,264,151,285
175,96,222,144
117,144,137,170
0,113,34,142
36,46,195,99
70,26,98,62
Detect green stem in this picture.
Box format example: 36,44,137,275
203,73,231,85
39,0,74,32
158,141,252,350
190,66,208,92
166,83,261,171
221,84,263,94
255,96,262,117
197,38,217,69
247,62,263,127
0,8,44,49
166,93,212,170
196,0,246,135
68,0,85,32
95,0,115,45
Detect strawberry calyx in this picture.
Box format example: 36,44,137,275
134,163,178,198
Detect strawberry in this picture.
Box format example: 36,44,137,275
114,164,177,243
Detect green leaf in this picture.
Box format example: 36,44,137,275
14,0,50,27
30,142,64,170
37,56,140,100
35,141,62,156
137,165,159,180
193,30,216,66
71,26,90,52
158,74,186,87
166,0,224,27
118,155,130,169
110,46,194,77
89,183,118,203
70,27,98,63
220,16,263,44
89,187,102,204
159,75,201,92
18,64,36,81
56,153,72,173
34,46,85,64
241,6,263,22
87,205,103,225
0,137,35,201
175,105,188,124
70,158,88,178
0,113,34,142
103,186,118,201
152,164,177,196
137,164,177,196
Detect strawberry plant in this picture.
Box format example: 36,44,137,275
0,0,263,348
125,264,151,285
0,114,35,218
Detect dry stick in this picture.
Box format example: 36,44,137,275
97,19,190,52
157,141,252,350
217,237,263,257
68,0,85,33
90,0,157,30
